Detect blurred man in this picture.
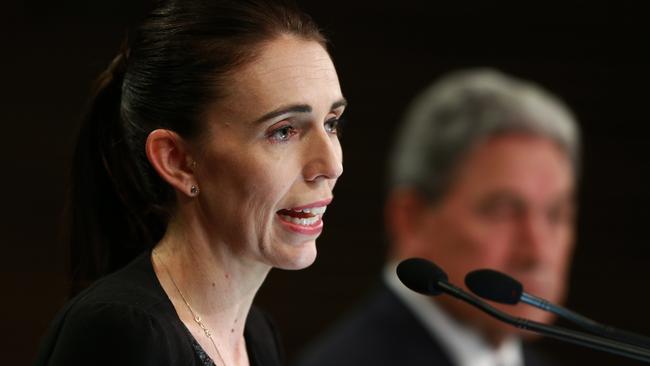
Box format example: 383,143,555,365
297,69,580,366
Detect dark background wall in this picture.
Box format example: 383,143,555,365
2,1,648,365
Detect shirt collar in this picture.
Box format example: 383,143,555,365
384,261,524,366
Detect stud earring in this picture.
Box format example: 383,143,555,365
190,185,199,196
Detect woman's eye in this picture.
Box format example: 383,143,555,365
268,125,297,142
324,117,340,135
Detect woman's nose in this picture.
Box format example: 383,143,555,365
303,129,343,182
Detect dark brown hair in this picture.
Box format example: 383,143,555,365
68,0,326,295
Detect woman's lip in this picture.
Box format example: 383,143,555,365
276,215,324,235
285,198,333,211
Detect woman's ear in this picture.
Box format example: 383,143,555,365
145,129,197,197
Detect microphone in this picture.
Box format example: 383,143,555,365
396,258,650,363
396,257,448,295
465,268,650,348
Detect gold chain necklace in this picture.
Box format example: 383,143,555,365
153,249,227,366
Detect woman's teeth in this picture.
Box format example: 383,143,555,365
279,215,320,226
292,206,327,215
277,206,327,226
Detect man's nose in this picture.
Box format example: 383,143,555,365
513,212,550,267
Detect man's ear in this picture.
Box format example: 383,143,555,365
385,188,430,258
145,129,196,197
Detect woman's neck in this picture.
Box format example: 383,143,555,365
152,216,270,365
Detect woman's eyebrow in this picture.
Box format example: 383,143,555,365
332,98,347,111
252,98,348,125
253,104,312,124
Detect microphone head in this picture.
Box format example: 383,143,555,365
396,258,448,295
464,269,523,305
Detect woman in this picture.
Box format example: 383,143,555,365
34,0,346,365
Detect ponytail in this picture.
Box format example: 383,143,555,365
67,42,165,296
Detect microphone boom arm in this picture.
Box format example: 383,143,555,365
521,292,650,348
437,281,650,363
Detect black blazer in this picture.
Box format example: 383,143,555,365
295,285,556,366
34,252,283,366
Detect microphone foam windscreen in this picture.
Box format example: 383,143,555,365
464,269,523,305
396,258,448,295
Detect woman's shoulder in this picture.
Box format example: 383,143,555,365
35,300,190,365
34,252,194,365
71,251,166,309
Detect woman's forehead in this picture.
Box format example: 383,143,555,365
226,36,341,110
203,36,342,129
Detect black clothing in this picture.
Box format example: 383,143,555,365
295,285,555,366
35,252,283,366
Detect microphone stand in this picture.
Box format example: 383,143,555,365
436,281,650,363
464,267,650,348
520,291,650,348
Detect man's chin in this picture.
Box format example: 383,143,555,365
493,305,558,341
513,304,558,325
476,314,549,346
450,301,558,346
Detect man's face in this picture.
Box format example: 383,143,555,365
406,133,576,342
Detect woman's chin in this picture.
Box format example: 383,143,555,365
272,240,318,270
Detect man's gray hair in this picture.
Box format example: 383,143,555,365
388,68,580,202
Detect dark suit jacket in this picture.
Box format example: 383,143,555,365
295,285,556,366
34,251,283,366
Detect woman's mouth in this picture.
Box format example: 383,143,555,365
277,206,326,225
276,204,328,235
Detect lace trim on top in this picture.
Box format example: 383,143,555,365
182,325,216,366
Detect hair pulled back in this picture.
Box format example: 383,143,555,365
68,0,326,294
